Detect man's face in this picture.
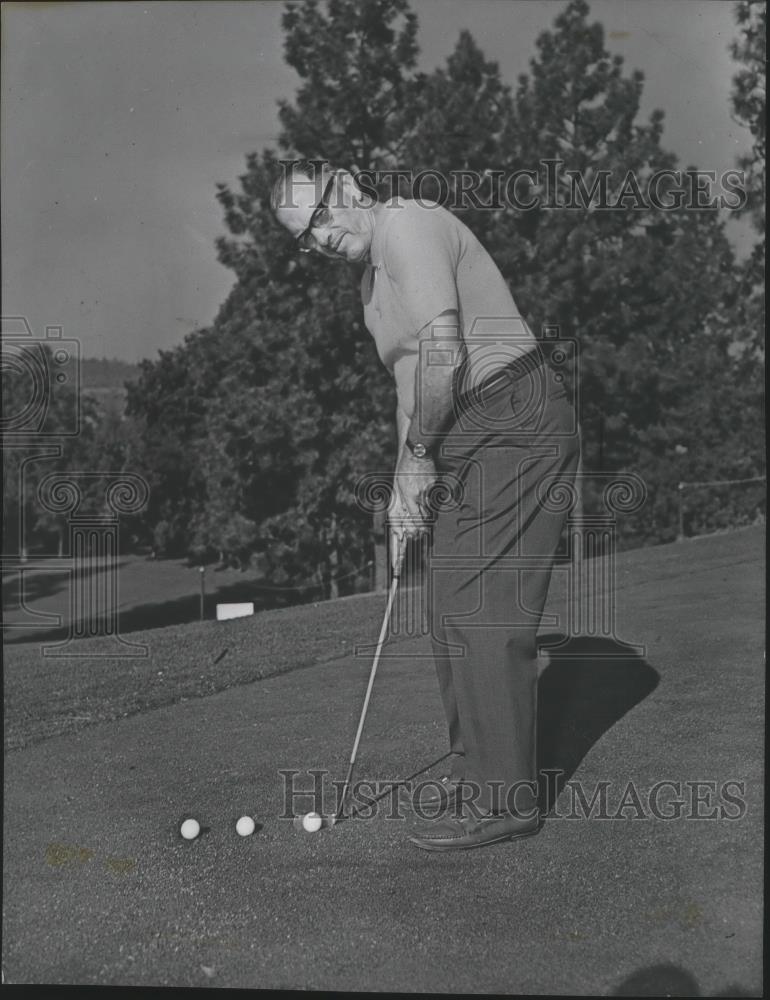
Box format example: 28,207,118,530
274,172,373,264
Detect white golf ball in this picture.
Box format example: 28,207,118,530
302,811,323,833
180,818,200,840
236,815,256,837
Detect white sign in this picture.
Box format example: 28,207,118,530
216,602,254,621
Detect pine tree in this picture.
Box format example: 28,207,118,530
728,0,765,364
481,0,743,544
125,0,760,576
132,2,419,581
730,0,766,237
396,30,515,241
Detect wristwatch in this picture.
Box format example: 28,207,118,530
406,437,432,460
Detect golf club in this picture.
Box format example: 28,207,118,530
327,533,407,825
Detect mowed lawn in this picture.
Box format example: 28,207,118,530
2,526,764,993
3,551,369,636
3,526,762,751
4,582,400,750
4,551,385,749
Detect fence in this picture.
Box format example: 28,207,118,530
676,476,766,540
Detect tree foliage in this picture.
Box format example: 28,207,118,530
120,0,763,583
728,0,765,371
730,0,766,236
2,343,140,556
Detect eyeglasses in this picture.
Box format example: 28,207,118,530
296,173,337,254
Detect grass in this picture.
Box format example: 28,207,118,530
3,588,407,751
3,525,763,752
3,552,362,631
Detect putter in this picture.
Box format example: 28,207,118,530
329,535,407,825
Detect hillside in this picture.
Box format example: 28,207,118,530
3,525,763,751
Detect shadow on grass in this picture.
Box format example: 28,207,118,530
2,560,131,606
332,633,658,822
2,579,326,645
536,632,659,806
611,962,758,997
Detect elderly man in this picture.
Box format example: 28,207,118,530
272,161,579,851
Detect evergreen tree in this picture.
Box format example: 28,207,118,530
131,2,417,579
397,30,515,241
279,0,419,167
730,0,766,238
728,0,765,365
124,0,761,579
480,0,744,542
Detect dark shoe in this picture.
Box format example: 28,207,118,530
408,808,542,852
412,775,462,810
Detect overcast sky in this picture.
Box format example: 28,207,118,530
2,0,755,363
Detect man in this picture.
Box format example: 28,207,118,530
272,161,579,851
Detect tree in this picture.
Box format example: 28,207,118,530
278,0,419,167
730,0,766,237
395,30,515,242
728,0,765,364
466,0,745,544
124,0,761,583
184,0,420,580
2,343,102,557
125,331,218,555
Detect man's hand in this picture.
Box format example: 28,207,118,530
387,490,413,574
388,452,436,572
396,451,437,522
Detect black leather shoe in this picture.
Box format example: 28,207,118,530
412,775,462,810
408,809,542,852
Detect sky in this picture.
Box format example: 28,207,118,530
1,0,756,363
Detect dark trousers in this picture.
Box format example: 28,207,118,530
429,358,579,814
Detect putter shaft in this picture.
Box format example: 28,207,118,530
336,541,405,818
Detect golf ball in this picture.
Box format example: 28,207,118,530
236,815,256,837
180,818,200,840
302,811,323,833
